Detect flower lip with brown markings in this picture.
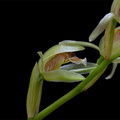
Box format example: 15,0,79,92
44,52,84,72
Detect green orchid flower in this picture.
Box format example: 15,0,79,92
99,26,120,79
38,41,99,82
26,40,99,118
88,0,120,79
89,0,120,42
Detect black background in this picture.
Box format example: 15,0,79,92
1,0,120,120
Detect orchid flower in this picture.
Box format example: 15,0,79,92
99,26,120,79
26,40,99,118
88,0,120,79
37,41,99,82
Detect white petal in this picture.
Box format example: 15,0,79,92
59,40,99,51
89,13,114,42
105,63,118,80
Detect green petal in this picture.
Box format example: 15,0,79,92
105,63,118,80
43,44,85,63
43,69,85,82
60,62,98,74
89,13,114,42
26,62,44,118
59,40,99,51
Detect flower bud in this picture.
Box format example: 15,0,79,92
26,63,43,118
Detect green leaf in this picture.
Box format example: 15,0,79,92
43,69,85,82
59,40,99,51
26,62,44,118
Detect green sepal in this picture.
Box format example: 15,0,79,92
26,62,44,118
104,19,116,60
111,0,120,17
43,44,85,63
59,40,99,51
43,69,85,82
89,13,114,42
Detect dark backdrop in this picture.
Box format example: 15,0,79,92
1,0,120,120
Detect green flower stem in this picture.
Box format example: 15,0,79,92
33,52,120,120
97,56,104,65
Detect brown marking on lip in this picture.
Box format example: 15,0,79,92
44,52,81,72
